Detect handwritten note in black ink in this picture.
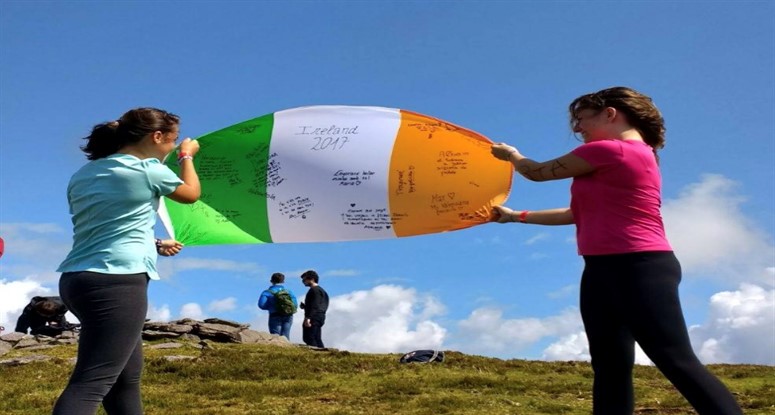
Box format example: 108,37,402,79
197,156,242,186
394,165,417,195
278,196,314,220
407,121,459,139
430,192,471,216
331,170,376,187
340,207,396,231
436,150,470,176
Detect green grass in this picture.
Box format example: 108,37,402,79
1,342,773,414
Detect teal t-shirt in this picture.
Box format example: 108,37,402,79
57,154,183,280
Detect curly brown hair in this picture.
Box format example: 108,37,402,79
569,87,666,156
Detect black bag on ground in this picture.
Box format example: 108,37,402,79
399,350,445,363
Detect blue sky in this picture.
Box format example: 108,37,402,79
1,1,773,364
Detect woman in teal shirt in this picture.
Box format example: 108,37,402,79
53,108,200,415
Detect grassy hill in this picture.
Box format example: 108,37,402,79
1,341,773,414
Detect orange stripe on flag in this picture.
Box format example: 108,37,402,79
388,110,512,237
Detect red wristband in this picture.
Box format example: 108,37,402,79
177,152,193,165
518,210,529,223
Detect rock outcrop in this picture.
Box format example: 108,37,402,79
0,318,291,365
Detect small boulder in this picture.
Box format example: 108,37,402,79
14,338,40,349
203,318,248,329
0,332,28,343
142,330,181,340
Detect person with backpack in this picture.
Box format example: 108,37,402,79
300,270,329,348
258,272,298,339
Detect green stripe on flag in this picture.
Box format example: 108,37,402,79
163,113,275,245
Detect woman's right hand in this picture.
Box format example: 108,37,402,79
178,138,200,157
491,143,521,161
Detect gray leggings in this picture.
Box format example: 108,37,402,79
53,271,148,415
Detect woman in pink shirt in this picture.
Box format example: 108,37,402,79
491,87,741,415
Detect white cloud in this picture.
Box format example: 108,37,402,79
0,222,71,285
179,303,204,320
455,307,582,355
323,269,360,277
208,297,237,312
690,283,775,365
547,284,576,299
473,235,504,245
524,232,550,245
147,303,172,322
314,285,447,353
662,174,775,285
0,223,69,261
0,278,53,329
542,331,589,361
541,331,651,365
170,258,262,274
541,283,775,366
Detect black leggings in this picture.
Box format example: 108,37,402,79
580,251,742,415
53,271,148,415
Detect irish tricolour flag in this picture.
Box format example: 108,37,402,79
159,106,512,245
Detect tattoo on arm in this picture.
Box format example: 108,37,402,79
517,158,569,181
549,159,568,177
518,164,547,181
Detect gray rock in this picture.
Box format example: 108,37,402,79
14,338,40,349
34,335,56,344
267,336,293,347
142,330,181,340
202,318,248,329
164,355,196,362
195,323,242,342
236,329,264,344
56,338,78,345
148,342,183,350
143,322,193,334
23,345,56,351
178,333,201,342
0,332,28,343
0,355,51,366
58,331,77,339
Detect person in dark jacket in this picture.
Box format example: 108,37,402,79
15,296,71,336
300,270,329,348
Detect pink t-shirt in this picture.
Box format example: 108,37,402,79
570,139,672,255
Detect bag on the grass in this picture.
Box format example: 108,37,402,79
399,349,445,363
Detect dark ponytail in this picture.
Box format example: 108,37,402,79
80,107,180,160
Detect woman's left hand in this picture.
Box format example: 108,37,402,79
491,205,516,223
491,143,521,161
157,239,183,257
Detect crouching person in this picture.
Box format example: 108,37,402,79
15,296,72,336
